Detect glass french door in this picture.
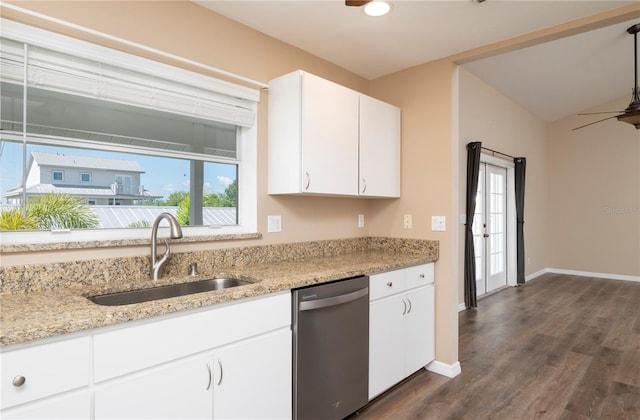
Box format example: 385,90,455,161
472,163,507,296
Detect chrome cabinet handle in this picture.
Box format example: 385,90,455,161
419,273,425,278
206,363,212,390
305,172,310,190
386,282,393,287
12,376,26,387
407,298,412,314
217,359,223,386
402,299,407,315
362,178,367,194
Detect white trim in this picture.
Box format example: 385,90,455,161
0,7,268,90
426,360,461,378
457,302,467,312
525,268,549,281
546,268,640,283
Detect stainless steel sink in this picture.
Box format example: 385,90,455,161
90,277,252,306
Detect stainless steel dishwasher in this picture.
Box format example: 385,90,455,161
292,275,369,420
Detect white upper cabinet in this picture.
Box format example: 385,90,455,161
268,70,400,198
359,94,401,198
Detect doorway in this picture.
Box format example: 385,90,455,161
472,162,510,296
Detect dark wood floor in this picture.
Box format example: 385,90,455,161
354,273,640,419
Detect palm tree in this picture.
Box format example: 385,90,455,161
27,194,99,229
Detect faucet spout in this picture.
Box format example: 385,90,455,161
150,213,183,280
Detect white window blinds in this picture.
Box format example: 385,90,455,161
0,19,259,128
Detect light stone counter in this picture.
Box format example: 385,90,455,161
0,237,437,348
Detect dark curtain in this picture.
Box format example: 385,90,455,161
464,142,482,309
514,157,527,285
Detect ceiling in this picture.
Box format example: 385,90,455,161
195,1,639,122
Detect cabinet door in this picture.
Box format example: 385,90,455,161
94,355,213,419
359,94,400,198
300,72,359,195
404,285,435,375
213,328,292,419
369,295,405,399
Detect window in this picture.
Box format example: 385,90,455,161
0,19,258,242
80,172,91,183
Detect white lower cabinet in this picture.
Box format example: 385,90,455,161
369,264,435,399
0,336,90,419
213,329,292,419
95,355,213,419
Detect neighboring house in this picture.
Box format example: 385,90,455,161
3,151,161,205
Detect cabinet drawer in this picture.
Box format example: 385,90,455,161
405,263,434,289
369,270,405,300
0,337,90,409
93,292,291,382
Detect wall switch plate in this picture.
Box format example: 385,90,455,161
431,216,446,232
403,214,412,229
267,215,281,233
358,214,365,228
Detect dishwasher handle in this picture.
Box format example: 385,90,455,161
299,287,368,311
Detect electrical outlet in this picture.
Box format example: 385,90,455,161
358,214,365,228
267,215,281,233
431,216,446,232
403,214,412,229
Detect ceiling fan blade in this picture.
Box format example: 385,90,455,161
571,115,620,131
346,0,371,6
578,111,624,115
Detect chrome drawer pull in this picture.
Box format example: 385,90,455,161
402,299,407,315
206,363,212,390
386,282,393,287
12,376,26,387
419,273,425,278
407,298,412,314
217,359,223,386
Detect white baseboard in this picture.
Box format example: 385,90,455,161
545,268,640,283
426,360,461,378
525,268,549,281
457,302,466,312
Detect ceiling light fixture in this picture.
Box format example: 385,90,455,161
364,1,391,17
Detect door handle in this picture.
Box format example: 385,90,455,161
483,233,489,238
217,359,223,386
361,178,367,194
299,287,368,311
206,362,212,390
305,172,310,190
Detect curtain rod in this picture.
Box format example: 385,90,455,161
1,3,270,90
481,146,516,160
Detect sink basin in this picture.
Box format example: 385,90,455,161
90,277,252,306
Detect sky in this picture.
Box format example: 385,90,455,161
0,141,237,201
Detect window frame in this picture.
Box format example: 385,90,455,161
80,172,92,183
0,19,259,245
52,170,64,182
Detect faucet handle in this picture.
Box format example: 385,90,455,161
190,262,199,276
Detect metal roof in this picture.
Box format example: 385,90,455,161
31,151,145,173
2,184,161,199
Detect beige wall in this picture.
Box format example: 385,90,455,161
369,60,459,364
547,96,640,277
457,68,548,304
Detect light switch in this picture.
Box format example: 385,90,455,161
267,215,281,233
431,216,446,232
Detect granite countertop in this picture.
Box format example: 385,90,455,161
0,250,435,348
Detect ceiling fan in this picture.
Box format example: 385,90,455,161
573,23,640,131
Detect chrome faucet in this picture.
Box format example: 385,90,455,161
150,213,183,280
